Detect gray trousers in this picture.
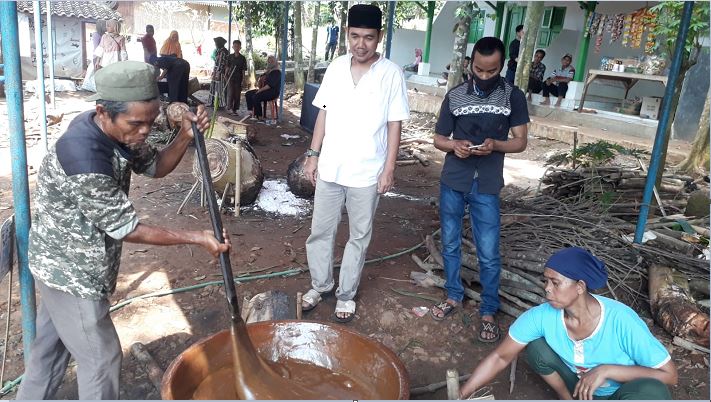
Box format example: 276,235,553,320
17,281,122,400
305,178,380,301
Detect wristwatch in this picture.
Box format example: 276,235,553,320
306,148,320,157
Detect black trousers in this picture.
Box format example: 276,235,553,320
542,82,568,98
325,43,337,61
227,78,243,112
246,89,278,118
528,78,543,94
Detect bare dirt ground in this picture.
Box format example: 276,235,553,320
0,89,708,400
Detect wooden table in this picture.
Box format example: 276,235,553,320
577,69,667,112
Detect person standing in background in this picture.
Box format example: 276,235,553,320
226,39,247,115
81,21,107,92
160,30,183,59
209,37,229,110
140,25,157,63
325,20,339,61
505,24,524,84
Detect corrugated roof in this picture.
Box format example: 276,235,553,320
185,1,229,9
17,1,123,21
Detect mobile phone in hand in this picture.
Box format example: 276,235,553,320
468,144,484,150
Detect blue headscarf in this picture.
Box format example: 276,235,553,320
545,247,608,290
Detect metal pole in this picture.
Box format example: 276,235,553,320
46,0,56,107
0,1,37,365
634,1,695,244
33,1,48,152
279,1,289,121
385,1,395,58
422,1,435,63
227,1,233,50
574,2,597,82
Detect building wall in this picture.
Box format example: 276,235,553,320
20,14,84,79
497,2,667,100
389,1,463,74
495,1,708,140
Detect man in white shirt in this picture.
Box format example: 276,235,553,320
301,3,410,323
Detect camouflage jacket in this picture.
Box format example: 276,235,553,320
29,111,158,300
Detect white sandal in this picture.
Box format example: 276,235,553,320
333,300,356,323
301,289,322,311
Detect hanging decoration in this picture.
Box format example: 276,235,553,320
630,9,645,48
621,13,633,47
584,11,595,38
643,9,658,54
610,13,625,44
594,14,607,54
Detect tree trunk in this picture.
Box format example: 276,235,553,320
338,1,348,56
446,3,473,92
307,2,320,83
676,90,710,173
514,2,544,90
648,264,710,347
293,1,305,92
243,2,256,88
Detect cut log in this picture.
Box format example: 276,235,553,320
130,342,164,392
166,102,190,128
286,154,316,198
411,149,430,167
648,264,710,347
689,279,711,298
240,290,295,323
446,369,460,400
399,138,432,146
648,231,697,256
409,270,523,317
192,138,264,205
411,254,441,272
500,285,546,305
396,160,418,166
425,235,445,267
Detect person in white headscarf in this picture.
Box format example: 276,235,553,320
82,20,127,92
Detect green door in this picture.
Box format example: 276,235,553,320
503,5,526,58
468,10,486,44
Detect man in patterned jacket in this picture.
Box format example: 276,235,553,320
429,37,529,344
18,61,230,400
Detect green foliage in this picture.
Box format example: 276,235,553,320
647,1,709,66
233,2,284,38
545,140,647,168
370,1,446,29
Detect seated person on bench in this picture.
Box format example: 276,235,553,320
245,55,281,120
540,53,574,107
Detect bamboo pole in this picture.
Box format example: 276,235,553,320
234,142,242,217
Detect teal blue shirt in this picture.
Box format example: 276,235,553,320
509,295,671,397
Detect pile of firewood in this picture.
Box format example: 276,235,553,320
410,193,709,347
396,112,436,167
540,167,694,219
